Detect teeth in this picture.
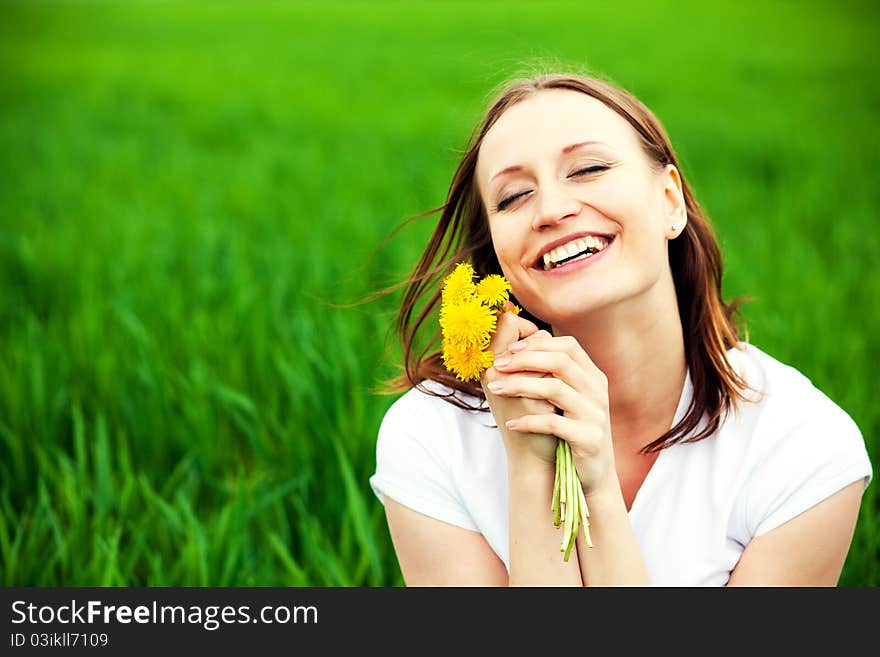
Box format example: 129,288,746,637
541,235,610,269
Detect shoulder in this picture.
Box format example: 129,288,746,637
371,379,498,532
383,378,487,415
380,379,493,430
725,342,862,439
376,379,497,457
721,342,872,537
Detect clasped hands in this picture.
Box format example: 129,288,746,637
480,310,616,497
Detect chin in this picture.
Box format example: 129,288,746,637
533,293,623,325
527,296,612,328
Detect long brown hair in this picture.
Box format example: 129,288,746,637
383,72,754,455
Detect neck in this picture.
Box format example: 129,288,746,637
551,270,687,453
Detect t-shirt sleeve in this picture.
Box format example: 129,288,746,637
743,398,873,538
369,390,479,532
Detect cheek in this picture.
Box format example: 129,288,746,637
607,182,666,245
488,225,522,267
493,248,521,284
610,183,652,223
596,166,656,214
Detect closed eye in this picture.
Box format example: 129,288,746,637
496,190,531,212
569,164,608,177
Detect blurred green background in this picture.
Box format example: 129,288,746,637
1,0,877,586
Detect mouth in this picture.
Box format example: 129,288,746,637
532,233,615,271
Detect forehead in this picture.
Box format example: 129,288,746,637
476,89,640,184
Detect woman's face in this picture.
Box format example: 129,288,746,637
474,89,685,327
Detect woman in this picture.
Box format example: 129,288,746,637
369,72,873,586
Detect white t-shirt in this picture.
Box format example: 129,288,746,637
369,342,873,586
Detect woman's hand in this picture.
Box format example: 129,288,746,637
485,332,617,496
480,309,557,464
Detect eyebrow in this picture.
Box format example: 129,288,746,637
488,141,609,184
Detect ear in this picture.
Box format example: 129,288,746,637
661,164,686,239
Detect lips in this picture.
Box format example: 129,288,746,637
532,231,616,269
534,234,616,275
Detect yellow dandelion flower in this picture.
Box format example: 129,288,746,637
441,262,476,305
438,262,515,382
439,296,496,349
474,274,511,307
442,339,495,382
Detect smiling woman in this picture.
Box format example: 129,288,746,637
368,72,873,586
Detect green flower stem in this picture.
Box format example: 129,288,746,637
561,440,574,555
577,476,593,548
556,438,593,561
564,442,579,561
551,439,562,527
559,442,568,524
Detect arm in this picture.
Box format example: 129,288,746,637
382,457,582,587
483,315,584,586
504,420,651,587
505,450,584,586
373,380,511,586
574,479,651,586
490,330,652,586
726,479,865,586
384,497,509,586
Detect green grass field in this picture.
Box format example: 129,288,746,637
1,0,877,586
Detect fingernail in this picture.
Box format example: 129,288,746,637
505,419,520,430
509,341,525,352
487,381,504,393
494,355,511,368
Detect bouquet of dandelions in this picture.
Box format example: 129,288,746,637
439,262,592,561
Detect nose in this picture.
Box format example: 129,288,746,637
530,179,581,231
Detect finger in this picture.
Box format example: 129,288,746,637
490,312,538,355
503,328,551,356
493,350,590,392
508,313,540,341
506,414,601,458
486,374,581,417
528,329,553,340
481,361,546,389
508,335,604,383
504,413,578,443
